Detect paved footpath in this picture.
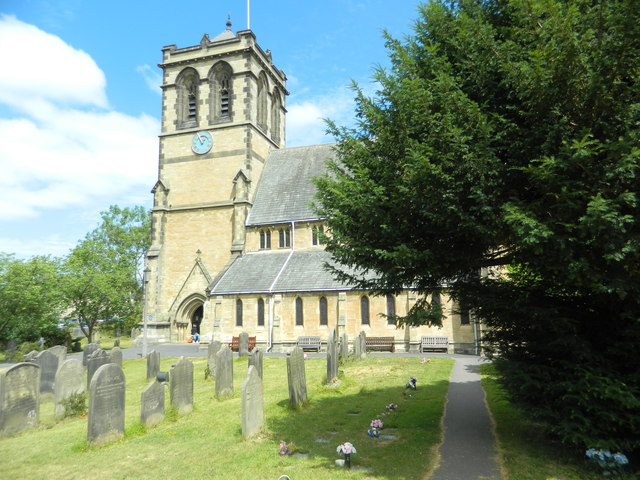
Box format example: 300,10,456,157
429,355,503,480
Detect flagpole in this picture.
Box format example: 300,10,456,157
247,0,251,30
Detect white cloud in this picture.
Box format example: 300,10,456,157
0,15,159,222
137,64,163,95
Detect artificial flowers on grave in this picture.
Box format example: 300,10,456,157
406,376,417,390
336,442,356,468
279,441,295,455
386,403,398,411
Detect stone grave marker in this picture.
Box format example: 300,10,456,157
241,365,264,438
207,341,222,377
146,350,160,380
54,359,85,419
326,329,338,384
33,349,59,394
238,332,249,357
24,350,38,362
87,349,110,386
0,363,40,437
170,357,193,415
140,380,164,427
287,347,307,408
248,348,263,380
47,345,67,370
109,347,123,368
87,363,125,445
340,333,349,364
215,345,234,399
83,342,100,366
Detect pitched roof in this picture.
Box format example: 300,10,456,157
246,143,337,226
208,249,360,295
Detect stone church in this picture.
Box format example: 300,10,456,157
143,19,479,353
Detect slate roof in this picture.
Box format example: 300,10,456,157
208,249,359,294
246,143,337,226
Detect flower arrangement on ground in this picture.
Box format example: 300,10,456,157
386,403,398,411
279,441,295,455
370,418,384,429
585,448,629,478
406,376,417,389
337,442,356,468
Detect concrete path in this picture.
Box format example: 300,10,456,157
429,356,503,480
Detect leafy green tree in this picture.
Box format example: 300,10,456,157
61,205,150,343
0,254,65,344
316,0,640,454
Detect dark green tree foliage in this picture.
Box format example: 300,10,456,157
0,254,64,344
315,0,640,454
61,205,150,343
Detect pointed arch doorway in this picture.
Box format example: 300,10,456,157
192,305,203,335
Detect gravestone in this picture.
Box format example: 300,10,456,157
47,345,67,370
287,347,307,408
33,350,59,394
248,348,263,380
87,349,110,386
207,341,222,377
140,380,164,427
146,350,160,380
241,365,263,438
170,357,193,415
340,333,349,364
215,345,233,399
54,359,85,419
238,332,249,357
0,363,40,437
24,350,38,362
87,363,125,445
326,329,338,384
83,343,100,366
109,347,123,368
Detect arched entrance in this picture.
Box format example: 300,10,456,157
191,305,203,334
175,294,206,341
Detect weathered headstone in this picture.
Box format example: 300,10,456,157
340,333,349,364
207,341,222,377
109,347,123,368
33,350,59,394
241,365,263,438
87,349,110,386
215,345,234,399
87,363,125,445
83,342,100,366
170,357,193,415
140,380,164,427
0,363,40,437
248,348,263,380
146,350,160,380
326,329,338,384
238,332,249,357
47,345,67,370
54,359,85,419
24,350,38,362
287,347,307,408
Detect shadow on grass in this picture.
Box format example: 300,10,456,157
264,359,452,479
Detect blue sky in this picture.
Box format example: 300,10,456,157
0,0,419,258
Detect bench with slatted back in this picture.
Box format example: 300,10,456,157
228,336,256,352
297,336,322,352
365,336,395,352
421,336,448,352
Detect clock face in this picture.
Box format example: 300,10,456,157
191,131,213,155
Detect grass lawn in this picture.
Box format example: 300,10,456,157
0,355,453,480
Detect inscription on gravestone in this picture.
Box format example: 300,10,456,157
0,363,40,437
87,363,125,445
287,347,307,408
215,345,234,399
241,365,263,438
54,359,85,419
146,350,160,380
140,380,164,427
170,357,193,415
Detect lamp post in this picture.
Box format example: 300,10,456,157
142,266,151,358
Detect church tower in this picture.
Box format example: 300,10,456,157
144,19,287,342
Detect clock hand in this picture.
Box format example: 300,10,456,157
196,133,204,144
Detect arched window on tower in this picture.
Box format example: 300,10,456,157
256,73,268,131
176,68,199,129
271,88,282,143
209,62,233,123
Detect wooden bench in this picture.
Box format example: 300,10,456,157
228,336,256,352
365,336,395,352
297,336,322,352
421,336,448,352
